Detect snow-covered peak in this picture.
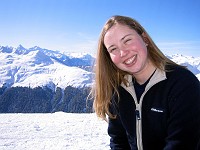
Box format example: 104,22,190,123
65,52,95,59
29,46,43,50
169,54,200,65
167,54,200,75
0,45,94,90
0,45,14,53
14,44,30,55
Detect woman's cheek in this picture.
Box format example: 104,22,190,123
110,55,120,65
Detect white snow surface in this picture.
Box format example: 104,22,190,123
0,112,110,150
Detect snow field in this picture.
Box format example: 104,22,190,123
0,112,110,150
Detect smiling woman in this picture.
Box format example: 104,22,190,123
92,15,200,150
104,24,149,77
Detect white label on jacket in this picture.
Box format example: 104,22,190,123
151,108,164,113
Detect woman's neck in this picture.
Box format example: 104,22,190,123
133,61,156,85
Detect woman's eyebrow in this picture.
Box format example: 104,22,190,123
121,34,132,41
107,45,115,50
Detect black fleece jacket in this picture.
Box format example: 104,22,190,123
108,66,200,150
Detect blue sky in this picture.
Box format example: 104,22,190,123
0,0,200,56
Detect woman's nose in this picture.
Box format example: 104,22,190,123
120,46,128,57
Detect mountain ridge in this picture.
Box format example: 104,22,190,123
0,45,199,91
0,45,95,90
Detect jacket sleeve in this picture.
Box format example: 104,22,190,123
108,116,131,150
164,70,200,150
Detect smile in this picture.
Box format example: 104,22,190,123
124,55,136,65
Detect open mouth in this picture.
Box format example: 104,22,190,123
124,55,137,65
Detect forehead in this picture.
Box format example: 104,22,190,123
105,24,134,36
104,24,138,44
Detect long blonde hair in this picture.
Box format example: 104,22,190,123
93,15,180,120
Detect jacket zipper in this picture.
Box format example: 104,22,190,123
135,104,143,150
123,85,143,150
135,109,141,120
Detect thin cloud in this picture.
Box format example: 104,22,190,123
156,41,200,56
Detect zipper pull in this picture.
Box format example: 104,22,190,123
135,110,141,120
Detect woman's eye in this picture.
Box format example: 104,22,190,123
124,39,131,44
110,48,116,53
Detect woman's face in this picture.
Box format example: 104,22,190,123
104,23,149,75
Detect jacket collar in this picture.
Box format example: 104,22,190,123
121,68,167,88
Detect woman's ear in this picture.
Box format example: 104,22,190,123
141,32,149,46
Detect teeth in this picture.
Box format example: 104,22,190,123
124,55,136,65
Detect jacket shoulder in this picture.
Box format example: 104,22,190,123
166,65,199,84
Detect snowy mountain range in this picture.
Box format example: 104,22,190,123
0,45,95,90
0,45,200,90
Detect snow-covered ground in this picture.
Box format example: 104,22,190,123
0,112,110,150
